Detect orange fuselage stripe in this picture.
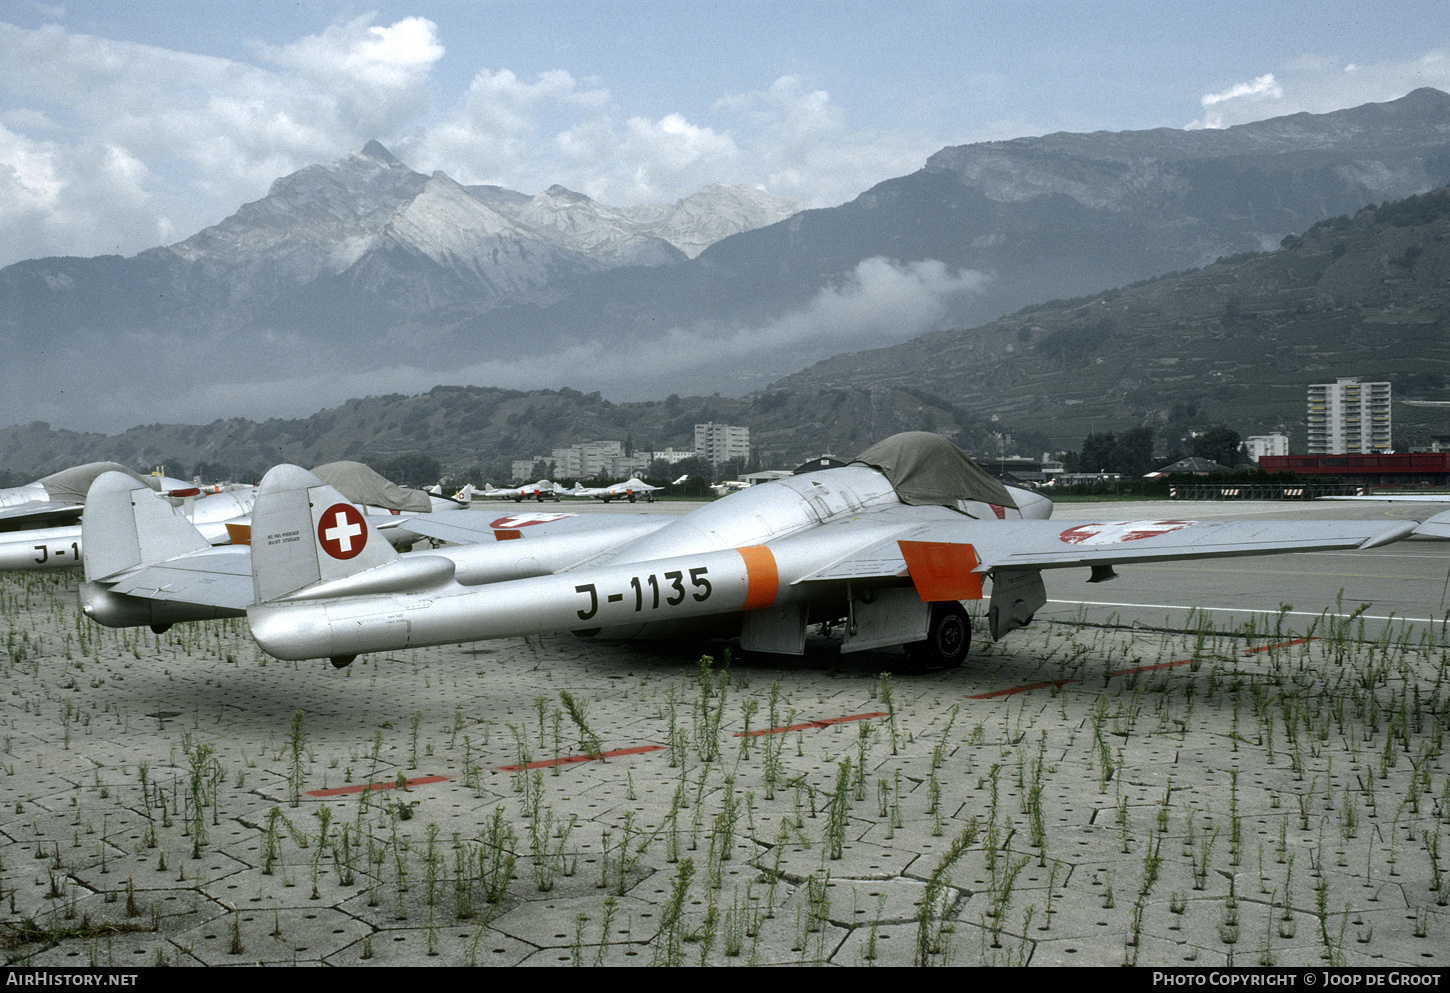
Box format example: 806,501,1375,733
736,545,779,610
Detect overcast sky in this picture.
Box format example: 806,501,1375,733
2,1,1447,270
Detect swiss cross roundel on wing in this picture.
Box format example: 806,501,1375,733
488,512,575,529
1058,520,1193,545
317,503,368,559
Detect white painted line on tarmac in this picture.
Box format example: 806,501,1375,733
1047,599,1446,625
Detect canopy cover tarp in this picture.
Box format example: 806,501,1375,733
311,462,434,513
39,463,150,504
851,432,1018,510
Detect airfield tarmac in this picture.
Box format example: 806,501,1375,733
1,497,1448,967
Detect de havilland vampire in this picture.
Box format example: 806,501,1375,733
79,432,1445,671
0,462,254,572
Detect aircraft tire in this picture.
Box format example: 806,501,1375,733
905,602,971,670
628,493,637,503
330,654,356,669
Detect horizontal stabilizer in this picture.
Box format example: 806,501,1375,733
102,546,256,610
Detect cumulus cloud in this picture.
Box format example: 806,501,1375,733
1201,73,1284,107
0,15,947,268
0,18,446,266
711,76,924,206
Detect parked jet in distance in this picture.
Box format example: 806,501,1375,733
478,481,559,502
562,478,663,503
224,432,1447,671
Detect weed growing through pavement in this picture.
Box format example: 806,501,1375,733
4,569,1450,966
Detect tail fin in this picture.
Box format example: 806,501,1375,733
251,464,399,603
83,472,212,582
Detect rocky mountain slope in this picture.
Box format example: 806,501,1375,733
4,90,1449,435
773,185,1450,452
6,183,1449,481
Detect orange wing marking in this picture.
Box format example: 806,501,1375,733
897,540,983,601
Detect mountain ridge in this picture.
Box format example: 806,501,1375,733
4,90,1450,433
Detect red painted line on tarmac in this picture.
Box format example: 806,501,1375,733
308,775,448,797
497,745,667,771
1108,658,1200,677
1242,637,1317,654
968,679,1079,700
736,711,888,737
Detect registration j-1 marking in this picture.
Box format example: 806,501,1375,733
575,567,713,620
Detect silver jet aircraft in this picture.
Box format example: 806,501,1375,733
479,480,559,502
562,477,663,503
228,433,1444,670
0,462,208,532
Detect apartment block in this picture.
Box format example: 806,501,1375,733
1245,433,1290,461
1307,378,1391,454
694,422,750,465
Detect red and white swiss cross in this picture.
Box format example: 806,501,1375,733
1058,520,1193,545
489,512,575,529
318,503,368,559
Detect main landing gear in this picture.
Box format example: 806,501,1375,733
904,602,971,671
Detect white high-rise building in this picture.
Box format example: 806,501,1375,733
694,422,750,465
1245,434,1289,462
1307,378,1391,454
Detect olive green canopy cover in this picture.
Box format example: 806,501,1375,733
311,462,435,513
850,432,1017,510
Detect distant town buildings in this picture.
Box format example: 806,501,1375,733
1245,433,1290,462
694,422,750,465
505,423,750,483
1308,378,1391,455
510,442,699,483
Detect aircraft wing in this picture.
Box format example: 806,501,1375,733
398,508,667,545
1415,509,1450,539
0,501,83,531
798,515,1425,586
1321,495,1450,503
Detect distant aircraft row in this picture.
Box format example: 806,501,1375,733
6,433,1449,674
472,476,686,503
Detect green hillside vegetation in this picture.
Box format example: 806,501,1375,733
0,383,1001,485
775,186,1450,451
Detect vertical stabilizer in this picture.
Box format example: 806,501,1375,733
251,464,399,603
83,472,211,582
